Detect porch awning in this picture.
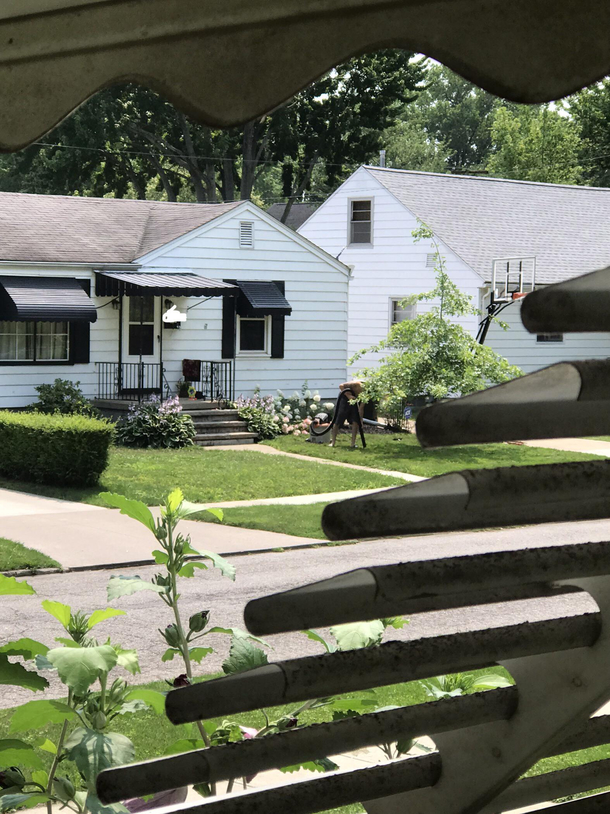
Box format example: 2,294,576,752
236,281,292,317
0,2,609,151
0,276,97,322
95,272,238,298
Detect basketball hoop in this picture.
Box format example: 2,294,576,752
491,257,536,302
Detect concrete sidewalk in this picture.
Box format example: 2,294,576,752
523,437,610,456
0,488,334,570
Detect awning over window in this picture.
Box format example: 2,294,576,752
236,281,292,317
95,272,238,298
0,276,97,322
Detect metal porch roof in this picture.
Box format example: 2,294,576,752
0,276,97,322
95,272,238,298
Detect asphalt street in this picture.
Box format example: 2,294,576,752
4,517,608,709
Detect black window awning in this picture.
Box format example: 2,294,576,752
0,276,97,322
96,271,238,298
236,281,292,317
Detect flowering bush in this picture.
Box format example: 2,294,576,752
115,396,195,448
232,383,333,439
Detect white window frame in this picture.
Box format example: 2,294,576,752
348,197,373,246
389,297,417,328
237,315,271,356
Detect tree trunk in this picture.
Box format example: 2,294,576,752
240,121,257,200
150,155,177,202
280,153,319,224
221,158,235,202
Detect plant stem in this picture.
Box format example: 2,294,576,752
165,512,216,794
46,690,72,814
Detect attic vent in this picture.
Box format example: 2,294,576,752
239,221,254,248
426,253,436,268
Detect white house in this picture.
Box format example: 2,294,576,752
299,166,610,375
0,193,349,408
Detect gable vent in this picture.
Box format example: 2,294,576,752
239,221,254,248
426,253,436,267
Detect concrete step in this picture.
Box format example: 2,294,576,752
194,431,258,446
192,420,249,433
195,437,257,447
186,409,240,421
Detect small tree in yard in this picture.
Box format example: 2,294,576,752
350,223,521,420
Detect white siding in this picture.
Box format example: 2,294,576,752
138,205,348,399
0,205,347,408
485,297,610,373
299,167,483,377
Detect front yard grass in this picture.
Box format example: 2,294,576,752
0,447,402,507
0,537,60,572
264,434,603,478
200,502,330,539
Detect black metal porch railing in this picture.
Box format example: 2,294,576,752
96,362,165,401
184,360,234,404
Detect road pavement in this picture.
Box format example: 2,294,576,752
4,516,608,709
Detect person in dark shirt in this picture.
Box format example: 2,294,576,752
329,380,365,448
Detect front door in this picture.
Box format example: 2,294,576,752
121,295,161,393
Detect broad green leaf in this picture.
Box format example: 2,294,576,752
0,739,43,768
113,646,140,675
0,655,48,692
115,699,150,715
222,636,269,675
41,600,71,628
34,654,56,672
208,627,268,647
166,488,184,514
0,574,35,596
183,547,235,581
86,793,129,814
0,639,49,661
382,617,408,630
331,620,385,651
107,575,167,601
471,674,513,690
88,608,127,629
188,647,213,664
330,698,379,711
54,637,79,648
280,758,339,774
125,689,166,715
33,737,57,755
0,793,49,811
10,700,76,733
99,493,155,532
178,562,207,578
302,630,333,653
161,648,179,662
30,770,49,788
64,727,135,791
152,550,169,565
396,738,415,755
163,739,205,756
176,500,223,521
204,508,224,522
47,645,118,695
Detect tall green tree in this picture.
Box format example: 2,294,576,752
0,50,425,210
570,79,610,187
486,105,582,184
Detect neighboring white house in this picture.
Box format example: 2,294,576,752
299,166,610,375
0,193,349,408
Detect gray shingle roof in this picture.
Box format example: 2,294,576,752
0,192,241,263
267,203,316,231
366,167,610,285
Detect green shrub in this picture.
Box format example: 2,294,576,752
0,412,114,485
34,378,99,418
236,405,280,439
115,396,195,449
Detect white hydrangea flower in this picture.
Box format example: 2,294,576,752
299,399,306,407
282,405,291,414
323,402,335,412
304,390,312,399
313,394,321,402
272,415,280,422
309,403,319,413
277,390,284,397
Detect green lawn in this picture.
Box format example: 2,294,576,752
0,537,60,572
200,502,330,540
265,434,603,478
0,447,401,507
2,668,607,813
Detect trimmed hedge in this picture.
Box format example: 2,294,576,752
0,412,114,485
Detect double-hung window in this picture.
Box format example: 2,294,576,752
0,321,69,362
349,200,372,244
390,299,417,326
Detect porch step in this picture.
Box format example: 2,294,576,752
192,420,248,433
186,409,241,421
194,431,258,447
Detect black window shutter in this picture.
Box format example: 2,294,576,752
222,284,237,359
71,280,91,364
271,281,285,359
